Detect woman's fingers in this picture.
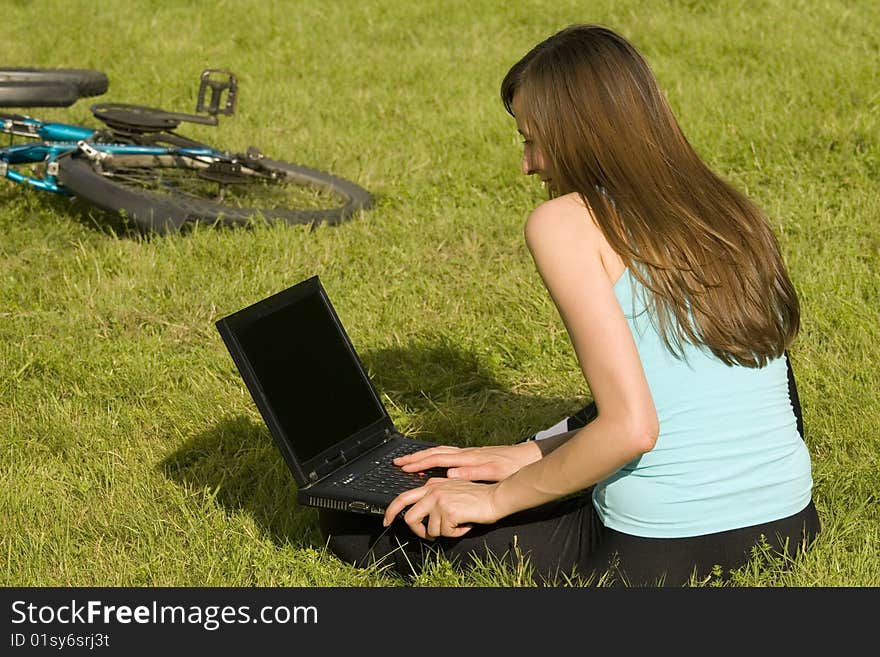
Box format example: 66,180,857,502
403,481,485,539
443,522,472,539
394,446,460,468
383,486,428,527
386,480,478,539
425,509,443,539
396,447,492,474
402,495,438,539
445,464,496,481
428,458,502,482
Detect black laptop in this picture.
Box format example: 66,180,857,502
215,275,443,517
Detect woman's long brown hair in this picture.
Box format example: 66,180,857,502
501,24,799,368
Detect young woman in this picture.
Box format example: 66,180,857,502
318,24,820,586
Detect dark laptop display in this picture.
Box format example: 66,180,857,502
215,275,440,516
233,287,386,465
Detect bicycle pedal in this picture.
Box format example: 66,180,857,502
199,160,247,184
197,69,237,118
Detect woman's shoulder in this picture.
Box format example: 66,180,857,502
527,191,591,219
524,192,624,285
524,192,596,243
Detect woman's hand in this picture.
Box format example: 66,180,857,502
383,479,502,539
393,442,542,483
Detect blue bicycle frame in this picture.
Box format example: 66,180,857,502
1,114,218,193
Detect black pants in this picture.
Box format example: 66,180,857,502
319,354,820,586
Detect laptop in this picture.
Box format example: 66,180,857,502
215,275,443,517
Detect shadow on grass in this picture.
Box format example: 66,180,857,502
36,179,382,240
161,337,590,548
0,184,137,238
28,192,160,240
361,338,589,445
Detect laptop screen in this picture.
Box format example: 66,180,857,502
231,283,387,465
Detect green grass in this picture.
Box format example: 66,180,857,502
2,0,878,587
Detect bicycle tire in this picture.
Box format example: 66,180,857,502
0,68,108,97
56,151,374,235
0,81,79,107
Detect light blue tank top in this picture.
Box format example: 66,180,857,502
592,268,813,538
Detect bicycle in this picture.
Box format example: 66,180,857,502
0,67,373,235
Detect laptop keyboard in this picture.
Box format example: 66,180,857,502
332,442,446,495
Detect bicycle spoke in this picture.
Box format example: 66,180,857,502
98,159,342,211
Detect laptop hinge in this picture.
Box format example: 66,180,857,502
308,427,395,484
325,451,348,471
307,451,347,484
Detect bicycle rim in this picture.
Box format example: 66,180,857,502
57,152,373,234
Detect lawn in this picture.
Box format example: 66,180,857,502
2,0,878,587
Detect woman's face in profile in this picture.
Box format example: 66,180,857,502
512,94,553,192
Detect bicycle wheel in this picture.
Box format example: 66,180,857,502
0,68,108,97
56,150,374,234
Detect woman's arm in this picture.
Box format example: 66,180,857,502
393,400,595,479
490,194,659,516
383,195,659,537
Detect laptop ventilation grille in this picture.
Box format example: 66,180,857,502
308,497,348,511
